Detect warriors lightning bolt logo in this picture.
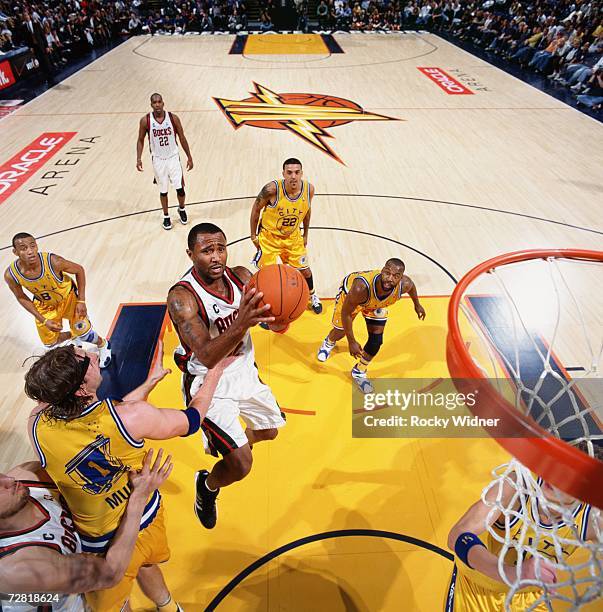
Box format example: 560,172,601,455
214,82,399,164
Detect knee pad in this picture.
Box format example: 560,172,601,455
364,332,383,357
160,192,168,197
176,187,185,197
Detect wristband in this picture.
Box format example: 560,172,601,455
77,300,86,304
454,532,485,569
181,406,201,437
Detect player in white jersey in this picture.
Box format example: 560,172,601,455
167,222,286,529
136,93,194,230
0,451,172,612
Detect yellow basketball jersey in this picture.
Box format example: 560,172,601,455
340,269,405,310
8,252,74,312
32,399,160,553
259,179,310,237
459,492,592,592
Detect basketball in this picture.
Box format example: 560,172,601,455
248,264,309,325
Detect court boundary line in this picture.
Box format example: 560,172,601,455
205,528,453,610
1,192,598,254
131,32,439,70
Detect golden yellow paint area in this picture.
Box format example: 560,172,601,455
244,34,329,55
131,297,509,610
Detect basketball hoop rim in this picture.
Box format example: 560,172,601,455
447,248,603,509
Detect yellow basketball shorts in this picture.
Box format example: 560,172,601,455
35,290,91,346
331,292,388,330
445,565,547,612
253,230,309,270
85,504,170,612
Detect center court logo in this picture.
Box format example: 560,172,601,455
214,82,399,164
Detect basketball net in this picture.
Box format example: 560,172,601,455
483,459,603,611
447,251,603,610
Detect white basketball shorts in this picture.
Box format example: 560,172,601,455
152,155,183,193
182,365,286,455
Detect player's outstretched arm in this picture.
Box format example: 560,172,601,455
51,254,87,319
167,284,273,369
117,357,233,440
250,181,276,248
342,279,369,358
406,280,426,320
0,449,172,595
172,114,193,170
136,116,147,171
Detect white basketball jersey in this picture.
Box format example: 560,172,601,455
0,483,86,612
147,111,179,160
172,266,255,379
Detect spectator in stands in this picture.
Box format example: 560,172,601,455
128,12,142,34
416,2,432,28
576,66,603,109
549,39,587,83
43,21,67,67
570,55,603,91
1,16,15,49
529,32,567,74
0,32,12,51
317,0,329,30
509,26,544,66
19,9,54,84
297,1,308,32
200,10,214,32
260,8,273,31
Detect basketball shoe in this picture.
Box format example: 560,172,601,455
310,293,323,314
178,206,188,225
317,337,335,362
194,470,219,529
163,216,172,230
99,340,112,369
351,365,374,394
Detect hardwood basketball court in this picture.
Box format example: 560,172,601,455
0,32,601,610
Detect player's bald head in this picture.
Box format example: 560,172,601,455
385,258,405,272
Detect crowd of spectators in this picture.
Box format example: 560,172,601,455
0,0,251,73
308,0,602,109
445,0,603,109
